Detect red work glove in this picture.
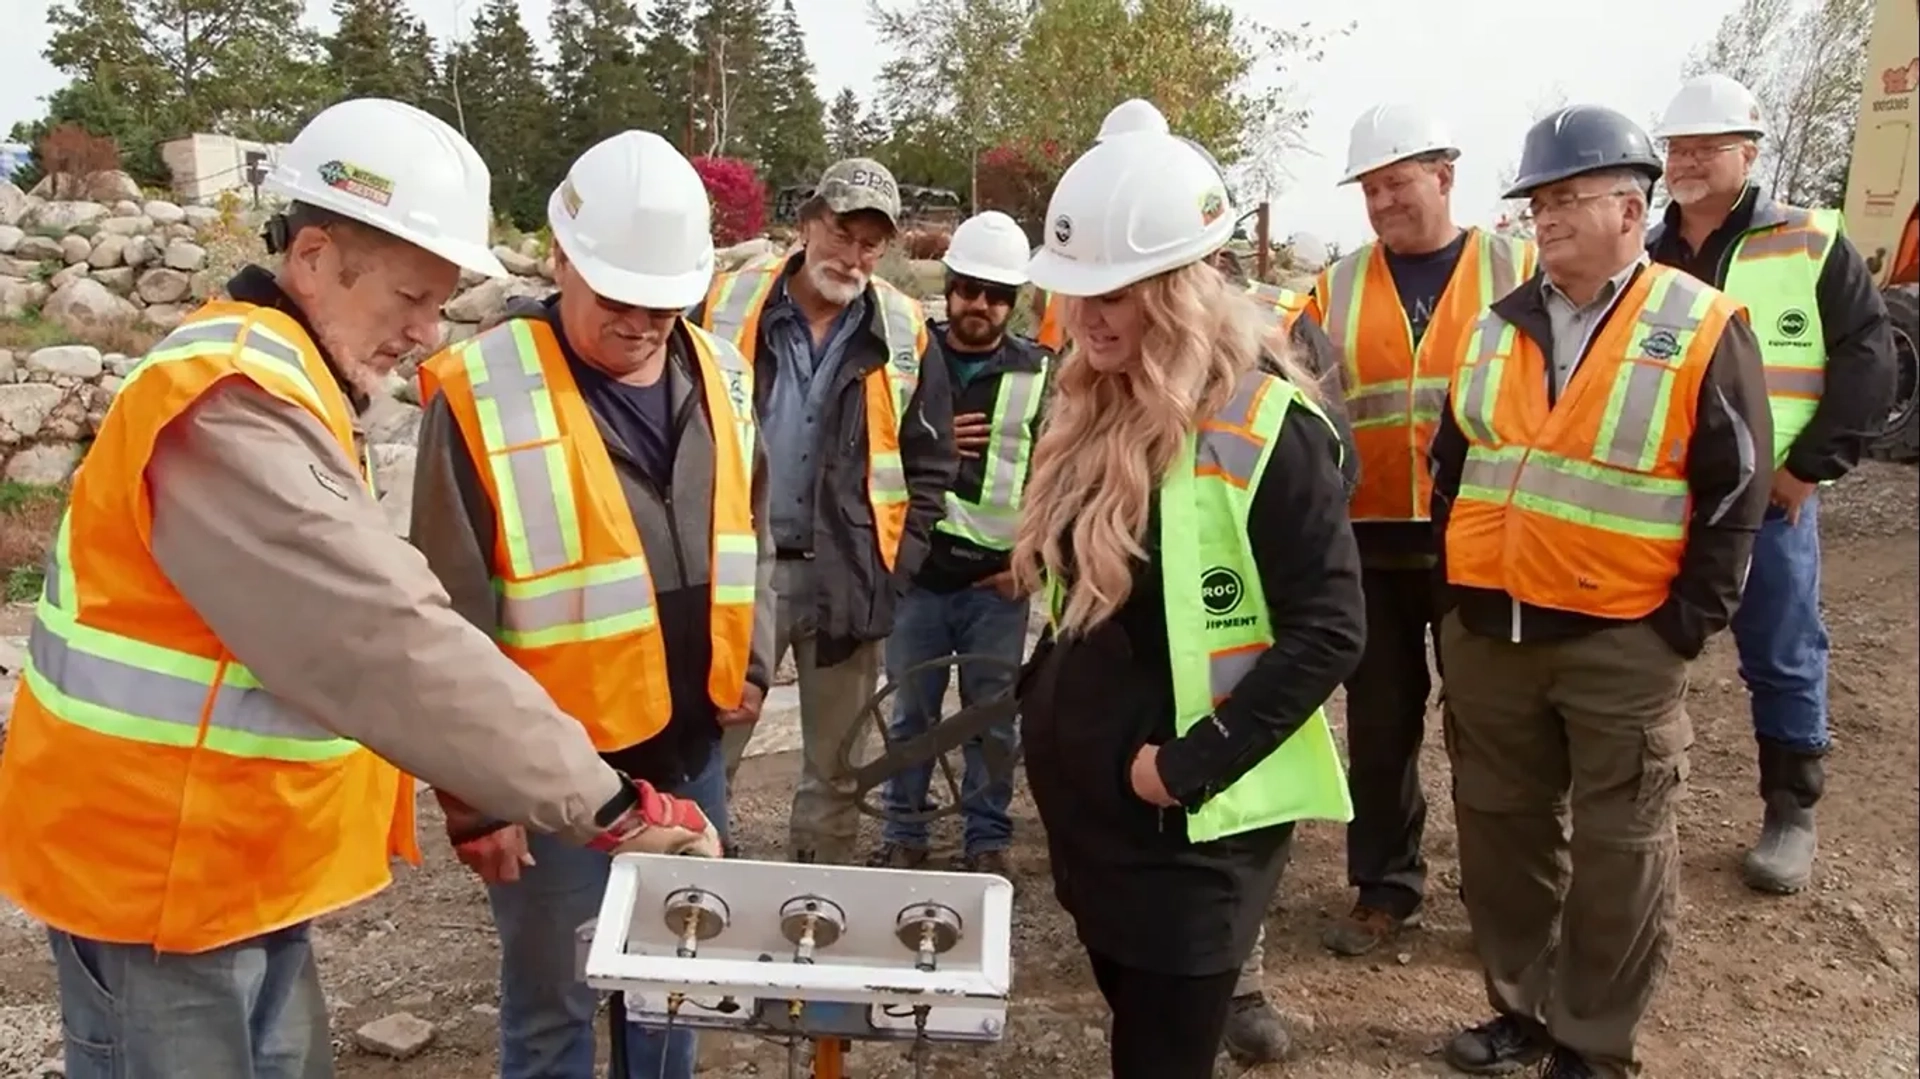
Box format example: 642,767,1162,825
588,778,723,859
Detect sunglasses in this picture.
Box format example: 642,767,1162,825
590,292,682,319
948,276,1019,307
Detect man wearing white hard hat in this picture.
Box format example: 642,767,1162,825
1015,127,1363,1079
0,100,721,1079
866,210,1052,875
1303,103,1535,960
1647,73,1896,897
410,129,772,1079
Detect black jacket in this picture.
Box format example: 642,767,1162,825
1020,395,1364,974
689,256,958,666
914,322,1051,592
1648,186,1896,482
1429,265,1773,659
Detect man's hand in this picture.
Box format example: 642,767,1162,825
1128,744,1178,807
953,411,992,459
591,780,723,859
717,682,765,728
1769,467,1816,525
975,568,1026,601
455,825,536,883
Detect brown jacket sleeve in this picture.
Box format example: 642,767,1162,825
145,381,624,843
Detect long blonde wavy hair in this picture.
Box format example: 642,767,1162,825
1012,260,1325,635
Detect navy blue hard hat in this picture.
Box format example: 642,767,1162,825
1504,105,1663,199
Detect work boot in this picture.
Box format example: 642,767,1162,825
1536,1046,1596,1078
1321,903,1421,957
865,842,928,869
960,849,1011,875
1742,740,1825,895
1220,992,1291,1065
1443,1014,1549,1075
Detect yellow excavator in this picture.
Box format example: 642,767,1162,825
1849,0,1920,460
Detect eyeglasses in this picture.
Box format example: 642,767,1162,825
1664,142,1746,164
1527,188,1638,219
590,292,682,319
948,276,1018,307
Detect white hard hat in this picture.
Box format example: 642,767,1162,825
1026,131,1234,298
1095,99,1170,143
1340,103,1460,185
546,130,716,309
1652,74,1766,140
264,97,507,278
943,210,1031,286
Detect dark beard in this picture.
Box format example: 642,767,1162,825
949,314,1003,350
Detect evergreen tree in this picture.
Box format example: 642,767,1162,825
689,0,774,159
752,0,828,184
637,0,698,150
550,0,655,152
826,88,865,160
451,0,560,229
327,0,437,108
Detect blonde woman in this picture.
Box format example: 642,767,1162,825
1013,130,1366,1077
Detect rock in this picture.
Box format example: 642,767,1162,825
89,233,129,269
443,276,546,323
0,256,41,278
353,1012,435,1059
36,1055,64,1078
26,345,102,383
82,170,143,204
492,245,540,276
370,443,417,535
44,277,140,335
59,234,91,265
142,303,188,330
97,215,150,237
0,351,15,381
5,441,85,485
0,181,28,227
143,199,186,226
165,222,197,242
14,236,62,262
99,374,122,396
49,263,89,291
121,235,155,269
0,279,35,319
25,200,109,233
719,237,778,266
137,268,193,305
456,267,487,291
181,205,221,230
105,353,138,377
92,266,135,294
0,384,65,443
112,199,142,217
163,240,208,271
364,394,423,446
0,225,21,254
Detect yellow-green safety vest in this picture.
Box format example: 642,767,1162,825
1719,206,1839,466
932,357,1049,551
1046,369,1354,844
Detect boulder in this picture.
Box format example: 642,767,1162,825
137,267,193,305
121,235,156,269
92,266,136,294
14,235,62,262
59,234,92,265
0,257,41,278
97,215,150,237
0,384,65,443
0,279,36,319
25,200,109,233
0,182,28,228
43,277,140,336
0,225,22,254
143,200,186,226
81,170,144,205
142,303,189,330
27,345,104,380
163,240,208,272
4,441,84,485
104,353,139,377
112,199,142,217
181,206,221,230
493,245,540,276
443,276,546,324
89,234,129,269
49,263,89,292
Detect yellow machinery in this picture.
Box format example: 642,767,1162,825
1848,0,1920,459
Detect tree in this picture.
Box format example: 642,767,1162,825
327,0,437,107
451,0,560,229
870,0,1027,205
1686,0,1875,207
693,155,768,243
549,0,654,153
752,0,828,186
690,0,775,159
826,88,866,160
637,0,698,149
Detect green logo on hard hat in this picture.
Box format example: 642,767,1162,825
1777,308,1809,339
317,159,394,207
1200,189,1226,227
1201,566,1243,616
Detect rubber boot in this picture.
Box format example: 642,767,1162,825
1220,992,1291,1065
1742,739,1824,895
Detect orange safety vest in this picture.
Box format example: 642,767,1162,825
0,300,419,955
1035,291,1066,352
417,318,759,752
1444,264,1745,620
1246,281,1310,332
696,267,926,571
1309,228,1536,521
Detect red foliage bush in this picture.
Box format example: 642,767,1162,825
975,140,1067,238
36,123,121,198
692,156,768,245
899,225,951,259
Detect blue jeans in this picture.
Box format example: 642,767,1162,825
881,584,1027,854
1733,496,1831,751
488,746,729,1079
47,922,332,1079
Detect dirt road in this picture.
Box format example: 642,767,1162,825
1,463,1915,1079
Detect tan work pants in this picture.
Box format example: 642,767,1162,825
1440,612,1692,1079
721,558,881,864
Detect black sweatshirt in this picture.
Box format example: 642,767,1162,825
1648,185,1896,483
1429,267,1773,659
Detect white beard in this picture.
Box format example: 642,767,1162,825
807,261,865,305
1668,180,1712,206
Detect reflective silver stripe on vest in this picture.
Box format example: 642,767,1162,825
1456,313,1509,445
1766,368,1825,396
1735,226,1832,263
706,270,778,350
498,566,655,636
1198,374,1269,488
1209,643,1262,703
1459,453,1690,524
469,324,575,576
1346,383,1451,426
1320,250,1366,360
872,285,924,412
1485,234,1525,297
939,365,1047,548
1595,274,1707,471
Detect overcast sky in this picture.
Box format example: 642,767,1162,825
2,0,1743,246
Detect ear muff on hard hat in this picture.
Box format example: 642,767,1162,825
942,210,1032,287
1504,105,1663,199
263,97,507,278
546,130,716,309
1652,73,1767,141
1026,131,1235,298
1341,103,1461,185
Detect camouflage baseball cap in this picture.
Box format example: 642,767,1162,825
814,157,901,227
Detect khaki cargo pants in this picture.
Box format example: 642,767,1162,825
721,558,881,864
1439,612,1693,1079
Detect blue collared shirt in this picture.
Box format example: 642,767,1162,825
758,273,870,549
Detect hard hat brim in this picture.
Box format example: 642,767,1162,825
547,193,714,309
1650,121,1766,141
942,252,1029,287
1502,159,1662,200
262,175,510,278
1338,145,1460,186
